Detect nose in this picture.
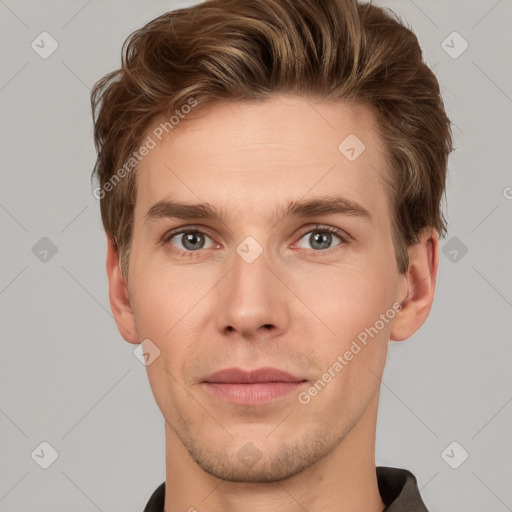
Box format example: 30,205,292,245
214,244,291,340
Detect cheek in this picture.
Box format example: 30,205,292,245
297,269,391,416
128,251,204,338
128,256,208,368
291,259,395,339
288,256,396,406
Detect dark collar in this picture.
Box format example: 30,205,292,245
377,466,429,511
144,466,429,511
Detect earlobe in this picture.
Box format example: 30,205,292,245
390,228,439,342
105,236,139,344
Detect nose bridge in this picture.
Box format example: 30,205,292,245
214,239,290,337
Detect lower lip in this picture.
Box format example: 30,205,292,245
203,382,306,405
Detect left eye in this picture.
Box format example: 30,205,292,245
168,231,215,251
296,228,344,251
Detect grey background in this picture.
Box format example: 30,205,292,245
1,0,511,510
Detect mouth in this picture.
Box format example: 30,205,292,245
202,367,308,405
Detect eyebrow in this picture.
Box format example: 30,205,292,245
144,196,371,226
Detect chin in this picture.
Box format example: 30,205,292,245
193,452,310,483
181,427,339,483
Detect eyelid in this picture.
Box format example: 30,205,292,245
162,223,215,239
296,223,350,241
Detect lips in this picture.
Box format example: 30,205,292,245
203,367,305,384
202,367,307,405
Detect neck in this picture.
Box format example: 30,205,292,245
164,392,385,512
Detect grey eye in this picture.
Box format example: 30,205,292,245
297,230,342,250
170,231,214,251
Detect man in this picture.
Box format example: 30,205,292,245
91,0,453,510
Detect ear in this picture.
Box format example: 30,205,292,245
106,235,139,344
390,228,439,342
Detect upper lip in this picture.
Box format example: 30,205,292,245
203,367,306,384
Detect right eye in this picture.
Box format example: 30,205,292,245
165,229,216,253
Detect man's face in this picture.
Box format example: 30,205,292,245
126,95,406,482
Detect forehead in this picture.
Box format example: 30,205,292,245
134,95,391,225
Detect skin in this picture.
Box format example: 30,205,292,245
106,94,439,512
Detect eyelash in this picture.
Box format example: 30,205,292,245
162,224,349,258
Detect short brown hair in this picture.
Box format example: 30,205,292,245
91,0,453,278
